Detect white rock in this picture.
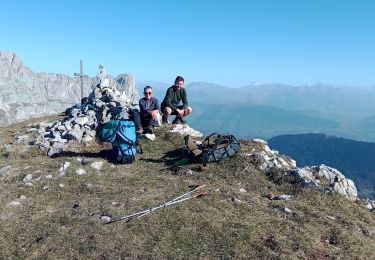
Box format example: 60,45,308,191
283,207,293,214
13,135,29,144
90,162,104,171
19,195,26,200
239,188,247,193
253,139,267,144
59,162,71,172
101,216,112,224
46,174,53,179
75,116,89,126
23,173,33,182
25,182,33,187
76,168,86,175
9,200,21,206
168,125,203,138
82,135,94,143
273,194,293,200
59,183,65,188
0,165,12,174
26,128,38,133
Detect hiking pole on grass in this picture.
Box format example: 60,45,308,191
104,184,207,224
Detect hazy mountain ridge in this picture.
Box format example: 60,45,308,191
188,103,341,140
183,82,375,142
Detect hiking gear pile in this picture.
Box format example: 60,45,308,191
100,119,141,164
184,133,240,165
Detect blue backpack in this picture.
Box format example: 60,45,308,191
100,119,140,164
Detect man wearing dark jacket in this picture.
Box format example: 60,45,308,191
161,76,192,124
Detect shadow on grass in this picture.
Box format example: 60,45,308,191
139,148,186,169
53,149,110,159
55,147,186,168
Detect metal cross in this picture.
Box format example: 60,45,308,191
74,60,88,102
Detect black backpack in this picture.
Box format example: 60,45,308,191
184,133,240,165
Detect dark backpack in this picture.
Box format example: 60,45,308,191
184,133,240,165
100,119,140,164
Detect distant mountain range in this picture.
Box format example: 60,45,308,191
268,133,375,199
137,81,375,142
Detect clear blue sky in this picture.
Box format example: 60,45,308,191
1,0,374,87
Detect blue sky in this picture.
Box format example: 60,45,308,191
1,0,374,87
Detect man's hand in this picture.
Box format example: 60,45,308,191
176,108,184,117
150,110,159,120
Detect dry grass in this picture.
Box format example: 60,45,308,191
0,115,375,259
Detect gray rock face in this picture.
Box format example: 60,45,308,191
247,139,358,201
0,51,137,125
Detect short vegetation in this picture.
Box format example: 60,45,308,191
1,115,375,259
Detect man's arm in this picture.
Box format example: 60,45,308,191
181,88,188,109
150,98,160,119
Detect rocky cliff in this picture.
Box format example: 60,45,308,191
0,51,137,125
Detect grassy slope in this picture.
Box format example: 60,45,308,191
0,116,375,259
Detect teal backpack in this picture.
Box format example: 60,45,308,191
100,119,140,164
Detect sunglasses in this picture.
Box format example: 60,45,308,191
144,92,152,95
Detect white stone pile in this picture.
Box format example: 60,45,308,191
247,139,358,200
35,73,136,157
167,124,203,138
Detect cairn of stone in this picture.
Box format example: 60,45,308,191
36,66,137,157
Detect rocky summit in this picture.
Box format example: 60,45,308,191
0,51,137,126
1,52,375,259
1,118,375,259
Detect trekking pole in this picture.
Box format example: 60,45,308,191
104,184,207,224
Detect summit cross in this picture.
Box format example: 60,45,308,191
74,60,88,102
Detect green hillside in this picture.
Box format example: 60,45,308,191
1,116,374,258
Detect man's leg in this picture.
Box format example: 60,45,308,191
141,115,154,134
130,109,143,134
162,106,173,124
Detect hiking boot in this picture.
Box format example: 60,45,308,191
172,117,182,125
179,117,187,125
172,117,187,125
145,125,154,134
136,127,144,135
162,115,168,125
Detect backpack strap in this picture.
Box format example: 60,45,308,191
116,135,135,156
202,133,220,148
136,138,143,155
210,136,230,161
117,131,135,146
184,135,202,157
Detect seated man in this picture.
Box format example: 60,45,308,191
139,86,160,134
161,76,192,124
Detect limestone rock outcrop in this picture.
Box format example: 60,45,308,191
0,51,137,125
247,139,358,200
